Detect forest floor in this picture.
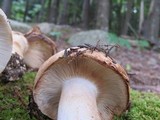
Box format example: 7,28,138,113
55,34,160,94
113,47,160,93
0,26,160,119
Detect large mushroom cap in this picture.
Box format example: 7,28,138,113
24,27,56,69
0,9,12,73
33,46,130,119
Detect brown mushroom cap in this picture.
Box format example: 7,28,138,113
33,46,130,119
12,31,29,57
0,9,12,73
24,26,56,69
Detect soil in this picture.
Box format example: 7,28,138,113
55,39,160,94
113,47,160,93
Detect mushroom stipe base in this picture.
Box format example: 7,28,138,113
0,53,27,83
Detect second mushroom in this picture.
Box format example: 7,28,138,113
0,8,56,82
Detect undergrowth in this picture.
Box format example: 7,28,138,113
0,72,159,120
107,33,150,49
114,91,160,120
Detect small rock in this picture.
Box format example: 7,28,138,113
68,30,113,46
9,19,31,33
37,22,55,34
147,58,157,66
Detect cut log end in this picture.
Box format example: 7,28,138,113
0,53,27,83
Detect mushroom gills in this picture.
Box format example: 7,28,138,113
23,40,53,69
24,26,56,69
34,56,128,120
0,9,12,73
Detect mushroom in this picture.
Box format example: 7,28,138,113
33,46,130,120
24,26,56,69
12,26,56,70
12,31,29,57
0,9,27,82
0,9,12,73
0,9,56,82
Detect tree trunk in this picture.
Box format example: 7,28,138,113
121,0,134,35
58,0,69,24
2,0,12,18
96,0,110,31
47,0,52,22
138,0,144,34
23,0,30,22
141,0,160,44
36,0,46,22
117,0,123,35
48,0,60,23
108,0,112,31
82,0,90,29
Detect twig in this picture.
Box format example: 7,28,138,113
127,72,136,76
14,87,27,108
128,23,139,39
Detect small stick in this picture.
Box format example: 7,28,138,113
14,87,27,108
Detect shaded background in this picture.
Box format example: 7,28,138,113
1,0,160,45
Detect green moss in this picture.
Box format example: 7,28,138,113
0,72,36,120
0,72,160,120
114,90,160,120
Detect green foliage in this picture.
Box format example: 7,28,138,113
11,0,42,22
126,64,132,71
27,4,42,21
49,31,62,40
0,72,36,120
8,0,154,39
11,0,25,21
136,39,150,49
68,0,83,24
107,33,131,48
107,33,150,49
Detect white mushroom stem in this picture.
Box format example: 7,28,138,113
58,77,101,120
